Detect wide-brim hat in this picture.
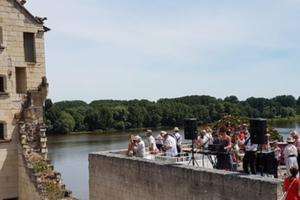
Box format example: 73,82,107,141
291,130,299,137
174,127,179,132
287,137,295,143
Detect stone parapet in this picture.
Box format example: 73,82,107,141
89,151,283,200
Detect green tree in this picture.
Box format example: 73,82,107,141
52,111,75,134
224,96,239,104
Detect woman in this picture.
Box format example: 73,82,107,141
127,134,135,156
284,137,298,176
216,126,233,170
283,167,300,200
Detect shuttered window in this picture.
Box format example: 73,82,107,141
23,32,35,62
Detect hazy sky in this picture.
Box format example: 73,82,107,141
27,0,300,103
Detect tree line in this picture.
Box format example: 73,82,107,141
44,95,300,134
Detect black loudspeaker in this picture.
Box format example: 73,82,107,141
250,118,267,144
184,118,197,140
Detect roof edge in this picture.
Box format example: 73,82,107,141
12,0,51,31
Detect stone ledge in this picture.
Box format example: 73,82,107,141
89,150,283,200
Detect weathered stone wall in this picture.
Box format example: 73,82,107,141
0,131,18,200
0,0,47,198
18,144,42,200
89,152,283,200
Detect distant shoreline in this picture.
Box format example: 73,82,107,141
268,115,300,122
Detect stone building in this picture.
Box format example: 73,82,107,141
0,0,49,199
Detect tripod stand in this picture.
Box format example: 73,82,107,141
188,139,200,167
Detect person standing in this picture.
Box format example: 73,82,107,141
291,131,300,170
284,137,298,177
199,129,213,149
133,135,146,158
216,126,232,170
283,167,300,200
271,140,281,178
155,132,164,151
243,127,258,174
172,127,182,153
146,129,158,154
162,131,178,157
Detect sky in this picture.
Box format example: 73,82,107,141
26,0,300,103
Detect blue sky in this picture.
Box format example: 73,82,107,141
27,0,300,103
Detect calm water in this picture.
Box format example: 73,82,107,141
47,130,164,200
48,121,300,200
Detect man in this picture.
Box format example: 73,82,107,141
162,131,178,157
155,132,164,151
199,129,213,149
172,127,182,153
133,135,145,158
146,129,158,154
291,130,300,169
243,126,258,174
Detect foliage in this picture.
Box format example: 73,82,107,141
43,181,65,200
212,115,283,142
44,95,300,134
32,160,48,174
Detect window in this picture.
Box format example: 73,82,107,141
23,32,35,62
0,123,4,140
0,27,4,49
15,67,27,94
0,76,5,92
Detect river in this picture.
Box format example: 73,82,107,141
47,121,300,200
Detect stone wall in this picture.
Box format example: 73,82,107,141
0,0,47,198
0,132,18,200
89,151,283,200
18,144,42,200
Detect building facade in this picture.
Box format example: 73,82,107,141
0,0,49,199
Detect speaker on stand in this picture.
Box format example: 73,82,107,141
184,118,199,166
249,118,267,176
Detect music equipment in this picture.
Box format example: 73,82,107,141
250,118,267,144
184,118,197,140
208,144,225,152
256,151,277,175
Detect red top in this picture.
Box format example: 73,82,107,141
239,132,245,141
284,177,300,200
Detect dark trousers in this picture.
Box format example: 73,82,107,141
157,144,163,151
297,155,300,169
243,151,256,174
177,145,181,153
273,159,279,178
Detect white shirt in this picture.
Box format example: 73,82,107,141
284,144,298,158
133,140,145,157
244,132,257,151
164,136,178,157
202,133,213,148
147,135,158,151
155,134,163,145
173,132,182,146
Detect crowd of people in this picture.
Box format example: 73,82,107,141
126,125,300,176
126,125,300,199
127,127,183,158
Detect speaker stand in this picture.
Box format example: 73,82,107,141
259,145,263,176
188,139,199,167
